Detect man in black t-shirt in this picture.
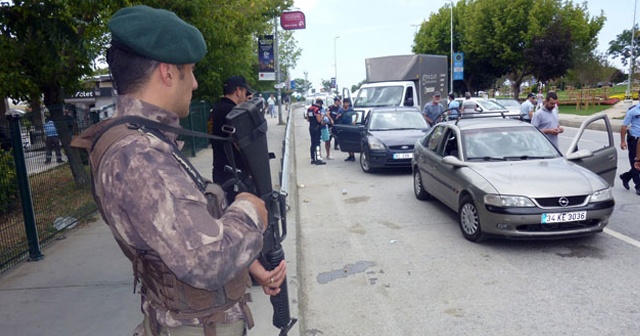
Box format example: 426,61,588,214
208,76,255,201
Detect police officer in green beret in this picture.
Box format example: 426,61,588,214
85,5,287,336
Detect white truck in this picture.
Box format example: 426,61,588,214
345,54,449,119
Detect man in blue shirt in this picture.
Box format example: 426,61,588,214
447,93,460,120
422,91,443,126
43,117,63,163
620,102,640,194
520,92,536,122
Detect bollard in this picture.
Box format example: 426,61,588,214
6,111,44,261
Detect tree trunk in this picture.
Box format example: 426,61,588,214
43,87,90,188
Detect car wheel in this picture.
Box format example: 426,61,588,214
413,168,431,200
458,195,484,242
360,151,376,173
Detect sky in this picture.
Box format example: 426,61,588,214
288,0,636,93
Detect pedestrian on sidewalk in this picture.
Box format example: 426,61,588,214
267,94,276,118
620,102,640,195
208,75,255,203
43,115,63,163
80,6,286,335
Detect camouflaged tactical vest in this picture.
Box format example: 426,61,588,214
72,117,253,336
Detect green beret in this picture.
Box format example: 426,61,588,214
108,5,206,64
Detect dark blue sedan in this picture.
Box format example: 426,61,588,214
332,107,429,173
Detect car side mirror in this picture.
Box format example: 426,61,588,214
476,106,484,113
441,155,467,167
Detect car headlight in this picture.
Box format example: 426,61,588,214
484,194,535,207
367,137,386,150
589,187,613,203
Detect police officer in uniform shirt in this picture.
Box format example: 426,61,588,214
620,102,640,195
88,6,286,335
307,98,327,165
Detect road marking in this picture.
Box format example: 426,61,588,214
604,228,640,249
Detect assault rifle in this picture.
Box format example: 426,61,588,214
225,98,297,336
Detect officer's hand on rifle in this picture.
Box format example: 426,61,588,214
249,259,287,296
234,192,268,230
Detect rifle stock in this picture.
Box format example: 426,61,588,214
226,98,297,335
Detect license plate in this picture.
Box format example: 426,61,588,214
393,153,412,159
541,211,587,224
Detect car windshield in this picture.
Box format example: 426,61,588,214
476,99,507,111
462,127,560,161
369,110,428,130
494,99,520,108
355,86,404,107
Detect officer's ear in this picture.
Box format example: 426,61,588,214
158,63,174,85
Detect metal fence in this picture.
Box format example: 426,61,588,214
0,101,213,274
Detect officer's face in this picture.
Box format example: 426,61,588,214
175,64,198,118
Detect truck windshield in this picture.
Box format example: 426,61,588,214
355,86,403,108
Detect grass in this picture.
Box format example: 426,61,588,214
0,164,96,266
558,104,611,116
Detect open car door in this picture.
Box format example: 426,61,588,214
565,113,617,186
332,123,364,153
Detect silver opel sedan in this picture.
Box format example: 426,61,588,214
412,113,616,242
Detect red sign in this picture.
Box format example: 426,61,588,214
280,11,306,30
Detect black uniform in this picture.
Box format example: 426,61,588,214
307,104,324,164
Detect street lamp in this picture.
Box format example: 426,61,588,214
449,0,454,95
334,36,340,94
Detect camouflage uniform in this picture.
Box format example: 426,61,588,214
95,95,264,332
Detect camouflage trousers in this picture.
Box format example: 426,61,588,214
134,315,246,336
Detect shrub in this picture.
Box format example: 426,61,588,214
0,150,18,215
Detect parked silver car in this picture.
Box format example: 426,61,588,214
491,98,522,118
412,114,616,242
454,97,519,119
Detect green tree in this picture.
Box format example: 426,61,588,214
0,0,129,186
524,18,573,86
351,79,366,93
414,0,604,98
608,24,639,74
321,78,332,93
292,78,310,95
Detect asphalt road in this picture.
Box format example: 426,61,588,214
292,107,640,335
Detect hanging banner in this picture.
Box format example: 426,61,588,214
258,35,275,81
280,11,306,30
453,52,464,81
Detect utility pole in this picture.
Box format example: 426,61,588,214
304,71,309,96
334,36,340,95
449,0,454,95
274,16,284,125
628,0,637,100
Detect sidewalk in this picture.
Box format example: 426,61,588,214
0,106,299,336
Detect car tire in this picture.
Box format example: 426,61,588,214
413,168,431,200
458,195,484,242
360,151,376,173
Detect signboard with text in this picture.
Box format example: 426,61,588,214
453,52,464,81
280,11,306,30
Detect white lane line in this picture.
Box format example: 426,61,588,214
604,228,640,249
